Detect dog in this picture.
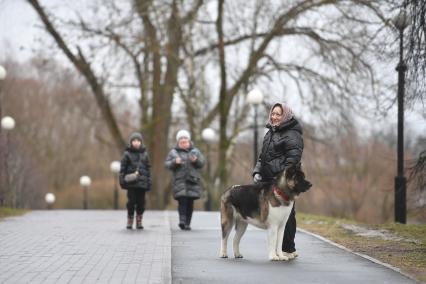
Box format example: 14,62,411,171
219,164,312,261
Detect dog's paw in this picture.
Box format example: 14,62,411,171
234,254,243,259
269,254,280,261
219,252,228,258
277,253,289,261
282,252,295,260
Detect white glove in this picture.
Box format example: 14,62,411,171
253,173,262,183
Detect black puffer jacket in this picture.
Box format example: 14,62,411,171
253,118,303,181
119,134,151,191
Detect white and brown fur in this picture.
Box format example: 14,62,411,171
219,165,312,261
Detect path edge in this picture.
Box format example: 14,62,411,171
297,228,420,284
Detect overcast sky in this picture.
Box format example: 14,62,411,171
1,0,39,60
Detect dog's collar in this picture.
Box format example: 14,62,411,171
273,186,290,202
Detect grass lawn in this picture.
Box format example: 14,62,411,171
298,213,426,283
0,207,28,219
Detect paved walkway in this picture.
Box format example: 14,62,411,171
0,210,418,284
0,210,171,284
171,212,417,284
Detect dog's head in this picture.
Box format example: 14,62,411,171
276,164,312,196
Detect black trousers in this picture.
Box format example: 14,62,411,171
282,204,296,253
177,197,194,225
127,188,146,217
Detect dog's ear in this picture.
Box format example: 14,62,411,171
285,164,297,178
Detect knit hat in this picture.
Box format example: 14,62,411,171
176,130,191,141
129,132,143,144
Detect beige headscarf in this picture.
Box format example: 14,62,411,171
269,103,293,125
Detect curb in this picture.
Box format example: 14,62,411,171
297,228,421,284
162,211,172,284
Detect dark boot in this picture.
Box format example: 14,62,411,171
184,200,193,230
184,212,192,230
178,214,186,230
136,214,144,230
126,215,134,230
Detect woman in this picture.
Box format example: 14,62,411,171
253,103,304,258
165,130,205,230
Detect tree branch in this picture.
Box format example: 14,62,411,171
27,0,125,151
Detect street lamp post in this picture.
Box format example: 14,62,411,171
0,65,6,80
392,9,410,224
247,89,264,167
110,161,121,210
79,175,92,210
0,65,6,206
201,128,216,211
45,193,56,210
1,116,15,207
0,65,6,124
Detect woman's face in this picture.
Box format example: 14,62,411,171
270,106,283,126
178,138,190,150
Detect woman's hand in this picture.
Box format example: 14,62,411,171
176,157,182,164
253,173,262,183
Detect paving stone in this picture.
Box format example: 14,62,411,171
0,210,171,284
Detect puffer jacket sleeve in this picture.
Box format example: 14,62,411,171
165,149,179,170
119,151,130,187
283,130,303,169
253,156,262,177
190,148,205,169
253,133,266,177
140,153,152,189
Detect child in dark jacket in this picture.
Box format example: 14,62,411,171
119,132,151,229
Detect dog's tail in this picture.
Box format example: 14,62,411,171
220,189,234,239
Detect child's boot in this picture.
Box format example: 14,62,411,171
136,214,144,230
126,215,134,230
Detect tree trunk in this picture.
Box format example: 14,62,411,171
136,0,182,208
216,0,229,190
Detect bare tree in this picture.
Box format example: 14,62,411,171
188,0,393,190
27,0,198,207
385,0,426,192
0,57,123,208
26,0,400,206
298,126,396,222
409,150,426,195
405,0,426,191
405,0,426,102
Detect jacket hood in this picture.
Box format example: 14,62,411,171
266,117,302,134
126,132,145,152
